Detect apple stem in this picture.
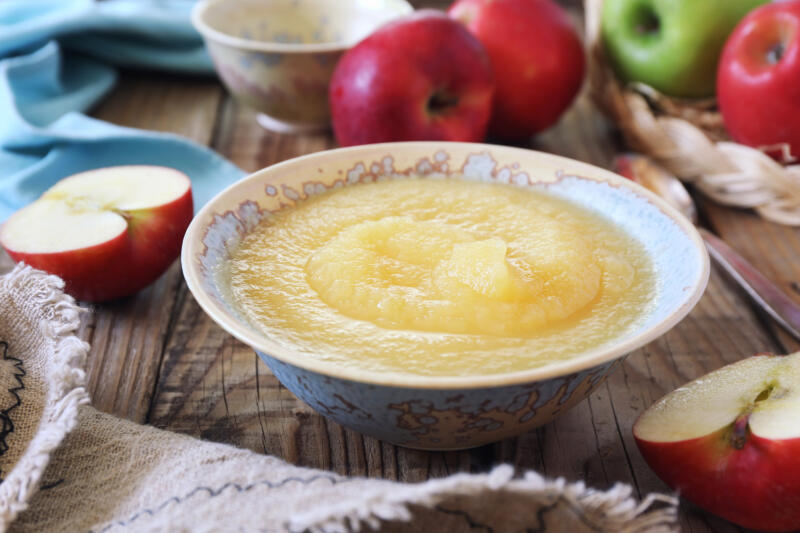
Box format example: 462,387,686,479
428,90,459,115
730,384,775,449
767,42,785,65
634,9,659,36
730,412,751,450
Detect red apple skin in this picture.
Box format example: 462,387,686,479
613,153,637,181
717,1,800,162
449,0,585,141
329,10,494,147
3,189,193,302
635,427,800,531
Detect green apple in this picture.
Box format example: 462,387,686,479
601,0,767,98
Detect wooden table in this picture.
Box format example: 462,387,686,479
3,6,799,532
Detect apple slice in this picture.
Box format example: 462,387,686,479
634,352,800,532
0,166,193,302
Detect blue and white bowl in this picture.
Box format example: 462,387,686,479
182,142,709,450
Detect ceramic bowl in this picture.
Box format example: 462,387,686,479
182,142,709,450
192,0,412,133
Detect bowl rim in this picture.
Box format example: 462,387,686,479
191,0,413,54
182,142,710,390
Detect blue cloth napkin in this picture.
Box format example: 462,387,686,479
0,0,246,222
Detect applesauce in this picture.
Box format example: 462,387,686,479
225,178,654,376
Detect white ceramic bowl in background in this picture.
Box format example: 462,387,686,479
192,0,412,133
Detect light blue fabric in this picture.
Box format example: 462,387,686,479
0,0,246,222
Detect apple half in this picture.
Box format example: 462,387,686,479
634,352,800,532
0,166,193,302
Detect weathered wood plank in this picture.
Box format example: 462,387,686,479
0,253,12,275
1,72,222,420
701,200,800,355
1,2,792,531
81,72,223,421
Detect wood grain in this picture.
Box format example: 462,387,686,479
146,85,782,533
0,253,12,276
10,73,225,422
4,4,797,529
701,200,800,355
82,73,223,421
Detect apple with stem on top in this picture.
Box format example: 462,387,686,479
718,0,800,163
329,10,494,147
601,0,767,98
634,351,800,531
0,166,193,302
449,0,585,141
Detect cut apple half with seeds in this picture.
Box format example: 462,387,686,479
0,166,193,302
634,351,800,532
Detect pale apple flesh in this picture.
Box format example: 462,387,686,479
634,352,800,532
0,166,193,302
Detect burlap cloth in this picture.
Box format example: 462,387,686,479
0,264,679,532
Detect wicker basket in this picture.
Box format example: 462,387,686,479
584,0,800,225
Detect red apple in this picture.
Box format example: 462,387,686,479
329,10,494,147
718,1,800,163
634,352,800,532
449,0,584,141
0,166,193,302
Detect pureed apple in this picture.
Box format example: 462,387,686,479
224,178,654,376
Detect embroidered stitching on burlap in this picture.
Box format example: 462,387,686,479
92,474,351,533
0,340,25,480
